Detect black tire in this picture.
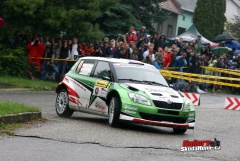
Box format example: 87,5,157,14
173,128,187,134
108,97,121,127
55,89,74,118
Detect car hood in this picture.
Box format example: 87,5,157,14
119,83,184,103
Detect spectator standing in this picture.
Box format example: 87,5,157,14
143,44,155,62
177,38,184,51
150,33,159,52
154,58,163,69
137,26,147,44
84,42,94,56
102,41,109,56
201,43,211,59
125,27,137,44
27,37,45,73
43,36,51,47
162,47,171,69
119,43,128,59
94,42,104,57
170,50,178,67
130,48,139,60
143,55,153,65
158,34,166,49
51,39,62,81
155,47,164,63
114,42,121,58
105,39,116,57
58,42,69,80
68,37,84,60
174,53,187,72
196,35,202,53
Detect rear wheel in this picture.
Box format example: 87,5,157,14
108,97,121,127
173,128,187,134
55,89,74,117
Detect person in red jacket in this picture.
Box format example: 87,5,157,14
162,47,171,69
27,37,45,72
125,27,137,44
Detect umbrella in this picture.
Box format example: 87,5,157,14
212,47,231,56
212,34,235,42
0,18,5,26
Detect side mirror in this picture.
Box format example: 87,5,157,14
102,76,111,81
169,84,174,89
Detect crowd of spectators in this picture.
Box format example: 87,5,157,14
11,26,240,94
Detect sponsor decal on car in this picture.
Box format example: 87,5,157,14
95,87,99,95
115,63,156,71
95,102,106,110
93,87,108,98
95,80,110,88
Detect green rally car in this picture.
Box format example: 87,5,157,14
55,57,195,134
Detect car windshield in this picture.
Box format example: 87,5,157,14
113,63,169,87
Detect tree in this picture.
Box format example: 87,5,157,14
96,3,141,38
124,0,167,33
97,0,167,38
213,0,226,36
193,0,226,40
225,14,240,39
0,0,117,42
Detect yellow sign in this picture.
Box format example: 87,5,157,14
95,80,110,88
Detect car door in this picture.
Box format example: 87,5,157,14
88,61,112,114
69,59,96,109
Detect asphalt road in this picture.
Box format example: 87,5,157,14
0,90,240,161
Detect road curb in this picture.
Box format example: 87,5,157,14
0,112,42,124
0,88,29,91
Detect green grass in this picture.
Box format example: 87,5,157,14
0,100,40,116
0,76,57,90
0,123,22,135
0,100,41,136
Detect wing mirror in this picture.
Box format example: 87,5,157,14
102,76,111,81
169,84,174,89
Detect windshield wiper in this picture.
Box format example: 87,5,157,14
142,80,168,87
118,79,143,83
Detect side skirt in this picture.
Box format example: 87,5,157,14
70,105,108,117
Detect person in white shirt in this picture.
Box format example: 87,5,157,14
68,37,79,60
143,43,155,62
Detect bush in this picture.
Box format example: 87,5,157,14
0,47,37,77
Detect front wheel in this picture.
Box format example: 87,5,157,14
173,128,187,134
55,89,74,117
108,97,121,127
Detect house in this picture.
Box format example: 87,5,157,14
153,0,182,38
175,0,197,35
225,0,240,22
155,0,239,37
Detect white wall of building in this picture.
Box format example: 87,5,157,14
225,0,240,22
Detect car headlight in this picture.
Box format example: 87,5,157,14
128,93,151,106
183,100,190,110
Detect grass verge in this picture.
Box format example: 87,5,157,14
0,100,40,116
0,100,41,136
0,76,57,90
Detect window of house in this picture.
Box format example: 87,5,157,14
177,27,186,35
167,25,173,37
